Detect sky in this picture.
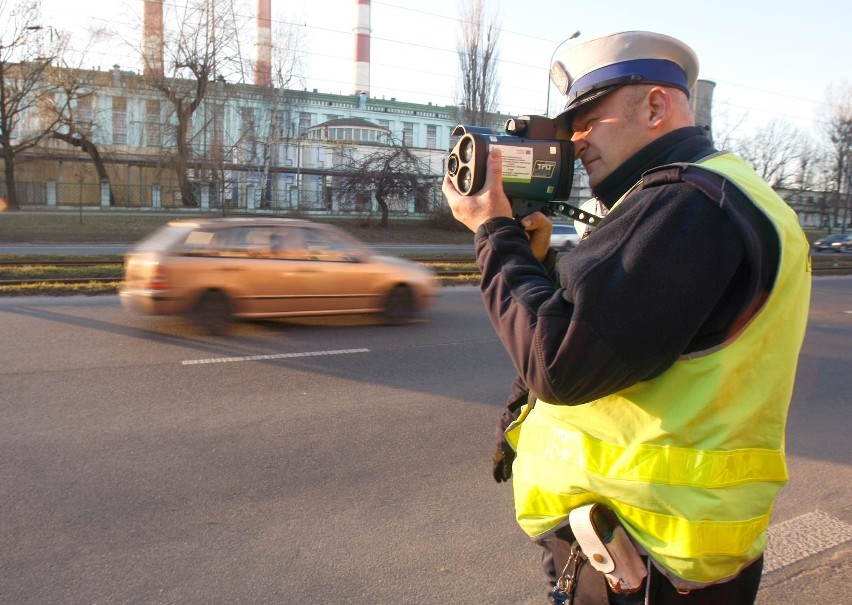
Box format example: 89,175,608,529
38,0,852,142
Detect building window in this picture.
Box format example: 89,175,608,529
77,96,93,130
271,110,285,138
145,99,161,147
212,104,225,151
240,108,256,162
355,193,370,211
332,148,345,168
426,124,437,149
299,112,311,136
241,108,255,138
402,122,414,146
112,97,127,145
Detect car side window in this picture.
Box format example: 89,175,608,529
176,229,220,256
298,227,360,262
181,229,215,249
214,227,278,258
268,227,305,261
176,227,277,258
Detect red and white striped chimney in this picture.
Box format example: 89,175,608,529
354,0,371,95
255,0,272,87
142,0,164,78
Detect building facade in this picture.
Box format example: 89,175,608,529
6,66,478,216
7,69,733,219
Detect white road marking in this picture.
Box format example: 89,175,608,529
182,348,370,366
764,510,852,573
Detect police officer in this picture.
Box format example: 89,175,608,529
443,31,811,604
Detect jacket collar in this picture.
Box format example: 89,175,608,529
592,126,715,208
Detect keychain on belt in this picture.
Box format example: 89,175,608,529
551,542,587,605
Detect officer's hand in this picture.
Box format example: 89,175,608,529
442,148,513,233
492,440,516,483
520,211,553,262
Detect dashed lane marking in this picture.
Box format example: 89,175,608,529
182,348,371,366
764,510,852,573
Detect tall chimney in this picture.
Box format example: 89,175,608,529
354,0,370,95
692,79,716,144
142,0,164,78
255,0,272,87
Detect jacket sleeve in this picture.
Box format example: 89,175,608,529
474,183,747,405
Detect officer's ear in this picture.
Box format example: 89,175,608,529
645,86,672,129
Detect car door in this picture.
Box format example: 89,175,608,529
199,225,285,316
250,224,338,315
225,224,339,317
276,225,383,314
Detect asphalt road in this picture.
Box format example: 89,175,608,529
0,280,850,604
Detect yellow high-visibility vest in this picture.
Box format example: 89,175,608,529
506,152,811,586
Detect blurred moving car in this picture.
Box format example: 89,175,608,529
812,233,852,253
549,223,581,250
119,218,438,334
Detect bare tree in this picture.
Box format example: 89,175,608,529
336,143,438,228
823,81,852,231
735,118,805,191
199,9,306,212
43,22,115,205
797,141,835,228
49,91,114,203
456,0,500,127
711,104,752,155
138,0,244,207
249,13,306,208
0,0,69,210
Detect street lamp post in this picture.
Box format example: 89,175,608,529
545,30,580,117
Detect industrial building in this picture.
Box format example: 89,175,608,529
6,1,718,219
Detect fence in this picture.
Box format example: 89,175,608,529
1,178,449,218
0,181,48,206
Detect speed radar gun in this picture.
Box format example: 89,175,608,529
445,115,601,227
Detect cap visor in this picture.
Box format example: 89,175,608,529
554,86,619,133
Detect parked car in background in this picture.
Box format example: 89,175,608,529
119,218,438,334
812,233,852,252
549,223,581,250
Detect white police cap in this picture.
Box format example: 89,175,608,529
551,31,699,124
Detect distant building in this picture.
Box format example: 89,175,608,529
2,0,719,219
7,66,474,214
5,72,717,217
6,66,599,215
779,187,850,230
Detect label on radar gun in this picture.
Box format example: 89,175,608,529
491,144,534,184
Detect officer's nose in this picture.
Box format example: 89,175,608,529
571,132,588,159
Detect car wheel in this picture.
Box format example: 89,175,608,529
193,291,233,336
383,285,415,325
563,241,576,251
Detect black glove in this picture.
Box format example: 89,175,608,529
492,439,516,483
492,400,525,483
